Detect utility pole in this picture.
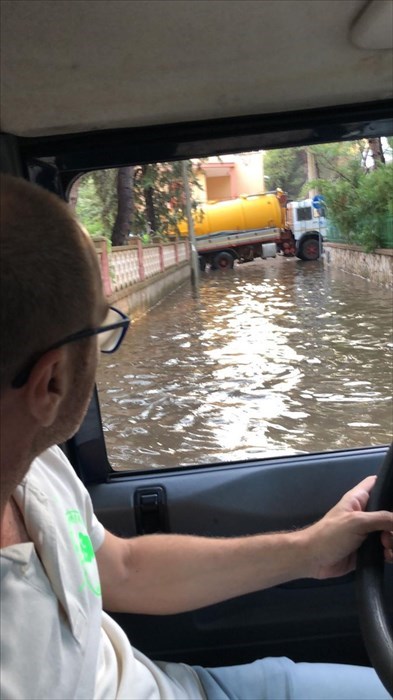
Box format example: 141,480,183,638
182,160,200,297
306,148,318,199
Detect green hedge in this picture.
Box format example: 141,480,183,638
326,215,393,250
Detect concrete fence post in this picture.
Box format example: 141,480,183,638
159,244,164,272
137,239,145,282
93,236,112,296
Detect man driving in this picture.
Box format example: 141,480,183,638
1,174,392,700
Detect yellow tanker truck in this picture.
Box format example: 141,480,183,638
175,190,297,270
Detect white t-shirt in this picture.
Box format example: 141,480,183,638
0,446,205,700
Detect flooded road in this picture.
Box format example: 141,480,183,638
96,258,392,470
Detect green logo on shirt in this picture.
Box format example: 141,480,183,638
66,509,101,597
78,532,95,563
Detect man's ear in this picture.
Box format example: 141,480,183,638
25,348,69,427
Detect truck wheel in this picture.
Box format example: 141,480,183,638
298,237,320,261
213,251,235,270
198,256,206,272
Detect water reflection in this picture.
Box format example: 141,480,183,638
96,258,392,470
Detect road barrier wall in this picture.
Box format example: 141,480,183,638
323,243,393,287
93,238,190,318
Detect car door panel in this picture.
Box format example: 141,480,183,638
90,447,388,537
86,441,392,668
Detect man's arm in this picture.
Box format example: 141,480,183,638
95,476,393,615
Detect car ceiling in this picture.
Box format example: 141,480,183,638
1,0,392,138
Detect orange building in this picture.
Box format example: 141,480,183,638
192,152,265,204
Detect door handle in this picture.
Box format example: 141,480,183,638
134,486,169,534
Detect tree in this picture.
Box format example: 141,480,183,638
308,146,392,251
264,147,307,199
140,164,158,235
366,137,386,169
132,161,201,239
90,169,117,234
263,139,391,251
307,142,362,181
75,172,112,237
75,169,117,239
75,160,202,244
112,167,134,246
264,142,363,201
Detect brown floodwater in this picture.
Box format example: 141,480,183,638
96,257,393,471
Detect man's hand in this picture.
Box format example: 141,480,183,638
96,475,392,615
305,476,393,580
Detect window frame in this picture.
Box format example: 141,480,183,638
3,98,392,483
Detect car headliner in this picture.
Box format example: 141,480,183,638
1,0,392,138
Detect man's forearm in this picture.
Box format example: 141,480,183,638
98,529,310,614
96,476,392,615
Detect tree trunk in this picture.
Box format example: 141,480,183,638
144,187,157,234
368,138,386,168
141,165,157,235
111,166,134,246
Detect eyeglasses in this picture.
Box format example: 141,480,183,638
12,306,130,389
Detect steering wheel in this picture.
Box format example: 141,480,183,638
356,441,393,696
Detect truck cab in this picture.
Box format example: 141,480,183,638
287,198,328,260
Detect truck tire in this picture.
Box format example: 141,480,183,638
198,255,206,272
298,236,320,261
212,251,235,270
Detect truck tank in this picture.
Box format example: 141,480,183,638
177,192,286,237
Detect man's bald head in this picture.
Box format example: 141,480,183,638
0,174,102,392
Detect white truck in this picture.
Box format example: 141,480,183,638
286,198,328,260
